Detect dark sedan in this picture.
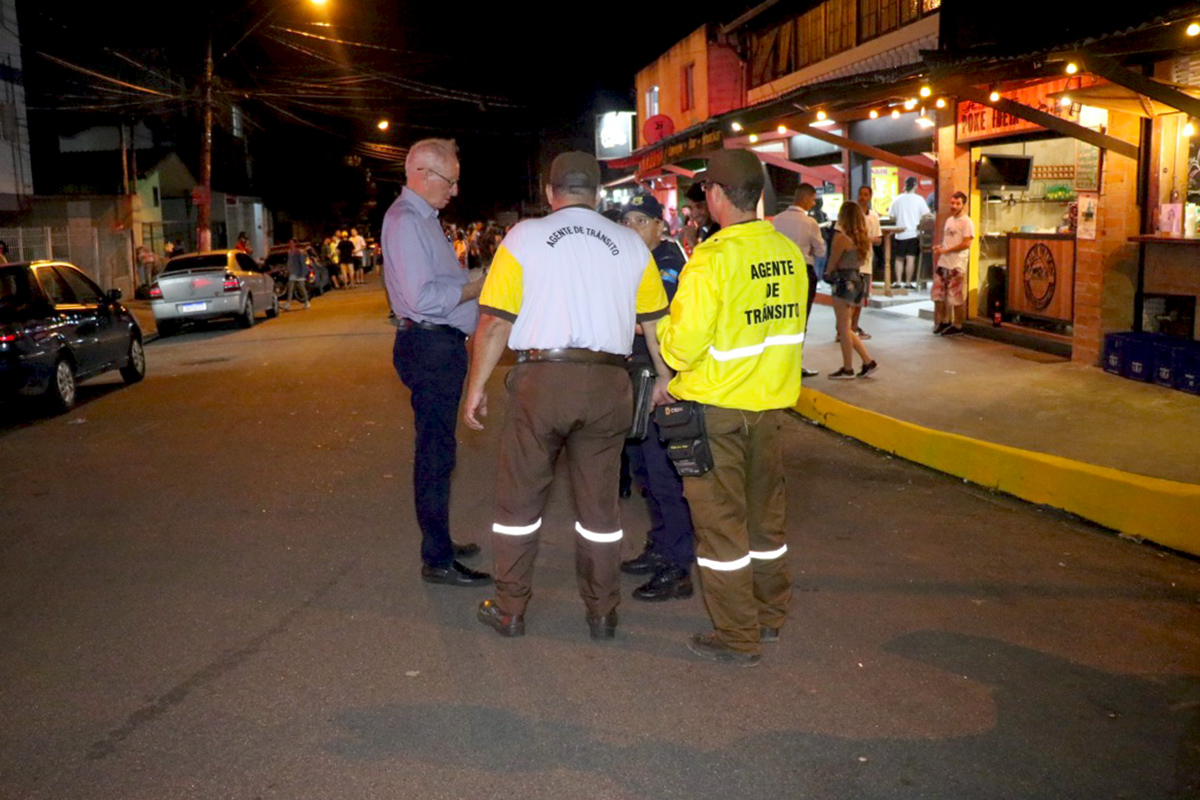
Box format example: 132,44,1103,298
0,261,145,413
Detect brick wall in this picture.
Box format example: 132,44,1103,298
1073,110,1141,366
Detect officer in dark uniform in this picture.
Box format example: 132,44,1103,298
619,194,695,601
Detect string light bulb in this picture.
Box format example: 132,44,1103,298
1188,22,1200,36
869,109,879,119
891,109,901,119
919,86,932,98
731,121,744,132
1185,120,1197,137
377,119,390,131
748,134,759,143
989,89,1001,102
777,125,788,134
1066,62,1078,75
816,110,827,121
936,97,947,109
904,98,917,110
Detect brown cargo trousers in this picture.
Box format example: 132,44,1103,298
490,362,632,617
683,406,792,655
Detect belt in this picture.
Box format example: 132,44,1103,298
515,348,627,368
396,318,466,338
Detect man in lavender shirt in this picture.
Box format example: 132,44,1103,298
383,138,490,587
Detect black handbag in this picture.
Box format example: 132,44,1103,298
653,401,714,477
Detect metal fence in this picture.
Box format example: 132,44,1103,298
0,225,136,293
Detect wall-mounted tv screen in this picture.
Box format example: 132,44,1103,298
977,154,1034,191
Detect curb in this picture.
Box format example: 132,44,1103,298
793,387,1200,556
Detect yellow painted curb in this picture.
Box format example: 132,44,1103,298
794,387,1200,555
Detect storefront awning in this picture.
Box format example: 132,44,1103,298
1045,81,1200,118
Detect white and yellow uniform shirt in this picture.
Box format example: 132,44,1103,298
658,220,807,411
480,206,669,354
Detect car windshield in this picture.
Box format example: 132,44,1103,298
0,266,36,319
162,254,228,273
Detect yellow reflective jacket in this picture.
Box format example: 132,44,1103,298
657,219,807,411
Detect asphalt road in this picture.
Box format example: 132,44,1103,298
3,277,1200,800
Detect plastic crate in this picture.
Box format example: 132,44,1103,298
1178,342,1200,395
1153,341,1188,387
1102,332,1128,375
1121,334,1155,382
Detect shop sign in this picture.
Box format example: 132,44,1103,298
664,126,723,162
596,111,636,160
639,147,665,173
956,78,1097,143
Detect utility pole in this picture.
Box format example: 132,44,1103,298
198,32,214,251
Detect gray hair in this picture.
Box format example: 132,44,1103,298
405,138,459,176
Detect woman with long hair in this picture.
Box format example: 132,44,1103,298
827,202,878,379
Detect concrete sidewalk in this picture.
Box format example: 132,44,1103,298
796,300,1200,554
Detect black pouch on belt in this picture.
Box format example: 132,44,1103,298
627,364,655,441
653,400,714,477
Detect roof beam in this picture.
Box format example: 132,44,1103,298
777,118,938,178
1079,54,1200,122
947,81,1139,160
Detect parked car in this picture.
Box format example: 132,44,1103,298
149,250,277,336
261,243,333,298
0,260,145,413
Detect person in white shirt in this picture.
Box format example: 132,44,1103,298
931,191,975,336
773,183,826,378
887,177,931,289
849,185,881,342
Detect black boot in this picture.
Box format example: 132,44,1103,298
632,564,694,601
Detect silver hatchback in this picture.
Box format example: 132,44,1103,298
149,250,278,336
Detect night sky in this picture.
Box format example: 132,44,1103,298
19,0,750,228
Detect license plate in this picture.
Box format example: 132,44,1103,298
179,301,207,313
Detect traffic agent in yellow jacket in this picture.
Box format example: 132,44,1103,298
657,219,807,410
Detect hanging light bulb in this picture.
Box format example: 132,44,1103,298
989,89,1001,102
1066,62,1078,75
731,121,744,132
748,134,759,143
816,110,827,121
869,109,879,119
891,109,901,119
919,86,932,98
1185,120,1197,137
1187,22,1200,36
936,97,947,109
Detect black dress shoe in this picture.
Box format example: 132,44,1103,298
632,565,694,602
477,599,524,637
587,610,618,640
451,540,480,558
421,560,492,587
620,548,664,576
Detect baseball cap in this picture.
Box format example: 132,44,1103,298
704,149,764,196
621,194,664,221
685,182,707,204
549,151,601,190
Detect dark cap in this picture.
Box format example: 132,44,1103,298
685,182,707,204
549,151,600,190
622,194,664,221
705,149,764,196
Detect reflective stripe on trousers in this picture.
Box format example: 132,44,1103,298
698,544,787,572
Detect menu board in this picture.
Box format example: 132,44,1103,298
1075,140,1101,192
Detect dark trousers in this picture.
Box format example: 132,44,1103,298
805,262,817,322
627,418,695,569
392,327,467,569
